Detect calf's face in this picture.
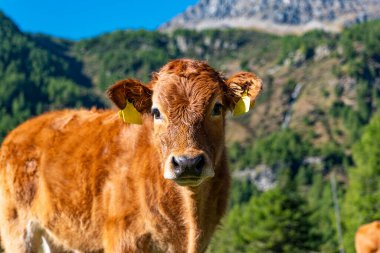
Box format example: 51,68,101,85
108,60,262,187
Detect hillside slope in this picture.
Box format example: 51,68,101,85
73,24,380,151
0,11,105,140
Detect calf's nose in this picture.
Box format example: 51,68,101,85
171,154,206,178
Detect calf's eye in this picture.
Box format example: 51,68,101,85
212,103,223,116
151,108,162,120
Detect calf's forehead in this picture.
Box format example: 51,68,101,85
152,74,223,118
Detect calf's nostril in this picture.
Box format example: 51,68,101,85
195,155,205,173
171,156,184,177
171,156,179,167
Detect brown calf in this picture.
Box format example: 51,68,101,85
355,221,380,253
0,59,262,253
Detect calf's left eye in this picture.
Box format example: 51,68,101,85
151,108,162,120
212,103,223,116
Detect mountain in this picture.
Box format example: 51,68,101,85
160,0,380,34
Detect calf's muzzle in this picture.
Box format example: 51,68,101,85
171,154,206,178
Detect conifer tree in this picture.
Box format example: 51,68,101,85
342,115,380,252
209,186,320,253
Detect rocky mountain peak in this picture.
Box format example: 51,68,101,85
160,0,380,34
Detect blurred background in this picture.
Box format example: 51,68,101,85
1,0,380,252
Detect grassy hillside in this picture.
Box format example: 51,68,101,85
1,10,380,252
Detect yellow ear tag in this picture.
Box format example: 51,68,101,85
233,90,251,116
118,101,142,124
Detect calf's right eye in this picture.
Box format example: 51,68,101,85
212,103,223,116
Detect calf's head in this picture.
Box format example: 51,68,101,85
108,59,262,186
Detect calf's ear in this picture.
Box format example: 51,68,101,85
107,79,152,124
225,72,262,116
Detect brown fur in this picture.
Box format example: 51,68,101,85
355,221,380,253
0,59,262,253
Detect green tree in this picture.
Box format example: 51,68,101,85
307,173,340,252
242,130,312,174
209,187,320,253
342,115,380,252
229,178,259,208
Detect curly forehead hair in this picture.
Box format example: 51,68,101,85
152,59,226,84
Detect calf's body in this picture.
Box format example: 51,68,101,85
0,110,228,252
0,59,262,252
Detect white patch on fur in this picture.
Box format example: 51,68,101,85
25,220,34,250
41,236,51,253
164,167,176,179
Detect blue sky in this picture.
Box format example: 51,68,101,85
0,0,198,40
